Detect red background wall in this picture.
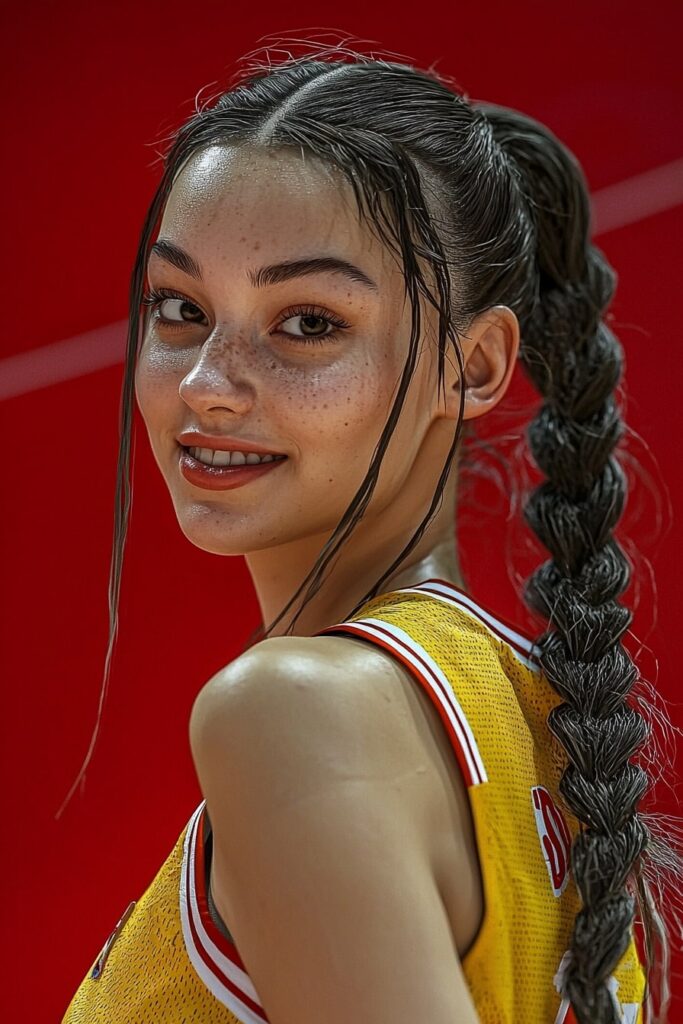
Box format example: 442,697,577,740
2,2,682,1019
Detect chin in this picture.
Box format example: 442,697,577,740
174,518,247,556
179,531,233,556
173,512,282,557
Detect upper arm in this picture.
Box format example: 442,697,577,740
189,636,480,1024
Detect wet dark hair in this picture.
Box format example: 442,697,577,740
59,33,682,1022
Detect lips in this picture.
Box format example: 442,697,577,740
178,445,287,491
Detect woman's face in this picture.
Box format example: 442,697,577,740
135,144,446,557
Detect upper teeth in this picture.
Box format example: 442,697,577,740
188,447,280,467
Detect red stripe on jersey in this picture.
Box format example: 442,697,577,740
193,806,248,970
184,811,270,1019
318,619,484,787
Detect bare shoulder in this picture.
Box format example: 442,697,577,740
188,633,481,1022
190,633,477,901
191,630,411,705
189,632,444,840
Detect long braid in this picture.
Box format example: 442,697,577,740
480,103,657,1022
68,33,679,1013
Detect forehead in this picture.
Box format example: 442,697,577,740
157,144,391,273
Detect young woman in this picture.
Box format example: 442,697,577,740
61,39,680,1024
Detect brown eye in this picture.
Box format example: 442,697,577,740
141,287,208,330
157,297,205,325
281,314,332,337
276,304,350,345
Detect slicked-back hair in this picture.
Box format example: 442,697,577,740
61,35,682,1023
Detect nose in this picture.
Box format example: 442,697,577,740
178,333,255,415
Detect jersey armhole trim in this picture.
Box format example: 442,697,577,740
178,802,270,1023
317,617,488,787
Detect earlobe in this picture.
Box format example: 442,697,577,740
452,305,520,422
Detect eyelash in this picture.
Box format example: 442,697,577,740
141,287,350,346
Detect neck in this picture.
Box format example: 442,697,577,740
245,494,465,639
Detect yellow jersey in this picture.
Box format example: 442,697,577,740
61,578,647,1023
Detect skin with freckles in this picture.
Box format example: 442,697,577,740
136,143,522,1016
135,143,520,637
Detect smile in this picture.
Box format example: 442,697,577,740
178,446,288,491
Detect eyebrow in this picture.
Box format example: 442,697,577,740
148,239,378,293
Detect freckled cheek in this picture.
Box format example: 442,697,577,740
271,357,391,461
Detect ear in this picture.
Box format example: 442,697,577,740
441,305,520,422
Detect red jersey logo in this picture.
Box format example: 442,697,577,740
531,785,573,896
